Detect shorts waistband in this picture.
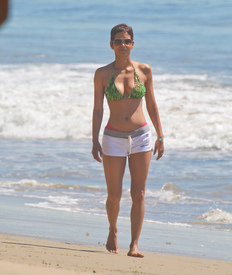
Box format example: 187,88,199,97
103,124,150,139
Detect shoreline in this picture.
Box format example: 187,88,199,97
1,233,232,275
1,194,232,262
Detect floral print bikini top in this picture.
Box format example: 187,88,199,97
105,63,146,101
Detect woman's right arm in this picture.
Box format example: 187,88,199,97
92,68,105,163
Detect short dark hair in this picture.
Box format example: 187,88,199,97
110,23,134,41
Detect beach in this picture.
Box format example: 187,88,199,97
1,234,232,275
1,0,232,273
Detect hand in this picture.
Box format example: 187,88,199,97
92,141,102,163
153,139,164,161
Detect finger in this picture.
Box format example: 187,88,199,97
156,151,164,161
98,149,103,162
92,151,102,163
153,145,157,155
94,155,102,163
156,155,161,161
96,157,102,163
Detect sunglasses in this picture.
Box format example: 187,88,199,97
113,39,133,46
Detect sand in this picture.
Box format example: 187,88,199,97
0,234,231,275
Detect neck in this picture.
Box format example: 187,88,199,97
114,56,133,70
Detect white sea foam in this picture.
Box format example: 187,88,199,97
145,183,220,205
25,195,105,215
200,208,232,224
146,183,184,202
144,219,192,228
0,179,69,189
0,188,15,194
146,189,182,202
0,64,98,140
1,63,232,152
25,202,81,213
0,179,103,192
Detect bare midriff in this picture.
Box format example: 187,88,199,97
106,98,147,132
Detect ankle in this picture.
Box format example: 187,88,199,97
109,226,117,234
129,241,138,250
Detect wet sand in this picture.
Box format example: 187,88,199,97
0,234,231,275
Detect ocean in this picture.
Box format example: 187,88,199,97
0,0,232,261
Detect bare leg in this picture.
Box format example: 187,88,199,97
127,150,152,257
103,154,127,253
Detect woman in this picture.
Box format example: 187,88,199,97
92,23,164,258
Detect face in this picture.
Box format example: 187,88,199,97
110,31,134,55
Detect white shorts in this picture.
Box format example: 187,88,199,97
102,124,153,157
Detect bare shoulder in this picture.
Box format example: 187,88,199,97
133,61,152,81
95,63,113,76
138,62,152,75
94,63,113,85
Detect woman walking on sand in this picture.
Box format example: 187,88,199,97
92,23,164,258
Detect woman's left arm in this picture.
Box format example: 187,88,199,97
143,64,164,160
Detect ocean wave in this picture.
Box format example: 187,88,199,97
0,179,105,192
144,219,192,228
24,194,106,215
25,201,84,213
145,183,221,205
146,188,182,202
200,208,232,224
0,63,232,152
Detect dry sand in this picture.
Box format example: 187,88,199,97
0,234,231,275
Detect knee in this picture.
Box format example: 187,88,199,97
131,188,145,202
107,193,121,205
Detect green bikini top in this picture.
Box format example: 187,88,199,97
105,63,146,101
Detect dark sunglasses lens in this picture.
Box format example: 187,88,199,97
113,39,132,45
114,39,122,45
125,39,132,45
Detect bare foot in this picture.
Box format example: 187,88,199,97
106,228,118,253
127,245,144,258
